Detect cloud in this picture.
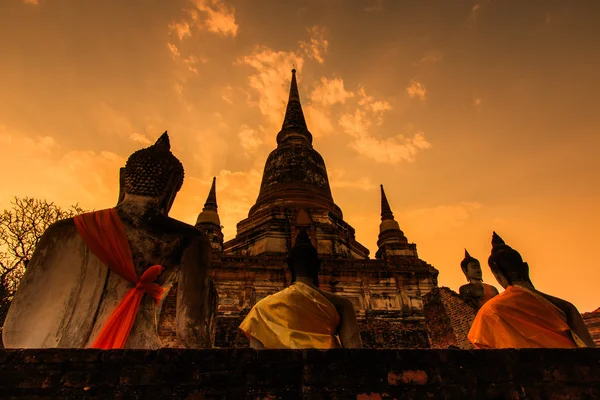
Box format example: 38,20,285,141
238,47,304,126
304,105,334,137
0,126,124,210
309,77,354,106
169,0,238,40
167,42,180,59
238,124,263,155
406,80,427,101
414,51,443,66
130,133,152,145
348,132,431,164
22,0,39,4
169,22,192,40
328,168,376,190
299,26,328,64
338,88,430,164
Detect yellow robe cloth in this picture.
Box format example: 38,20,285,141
468,285,585,349
239,282,341,349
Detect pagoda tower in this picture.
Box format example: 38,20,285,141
224,69,369,259
195,177,224,253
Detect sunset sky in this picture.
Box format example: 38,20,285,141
1,0,599,312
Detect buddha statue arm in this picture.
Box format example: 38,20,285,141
534,291,595,347
249,336,265,349
336,296,363,349
175,233,215,348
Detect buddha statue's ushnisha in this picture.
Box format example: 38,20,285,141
3,132,216,349
468,232,595,349
459,249,499,310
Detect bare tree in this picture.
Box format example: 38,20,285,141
0,197,87,344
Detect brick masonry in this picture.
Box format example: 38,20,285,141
582,308,600,346
0,348,599,399
422,287,476,349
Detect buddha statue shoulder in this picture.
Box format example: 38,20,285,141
3,133,216,349
458,249,499,310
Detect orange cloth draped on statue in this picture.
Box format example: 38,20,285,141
74,209,165,349
239,282,341,349
468,285,583,349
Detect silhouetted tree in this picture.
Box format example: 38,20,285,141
0,197,87,346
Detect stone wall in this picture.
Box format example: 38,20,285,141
0,348,599,399
582,308,600,346
423,287,476,349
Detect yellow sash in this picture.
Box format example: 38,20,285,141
239,282,341,349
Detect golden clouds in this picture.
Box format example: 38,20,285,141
238,124,263,156
170,0,238,40
299,26,329,64
129,133,152,146
309,77,354,106
239,47,304,125
406,80,427,101
338,88,430,164
22,0,39,4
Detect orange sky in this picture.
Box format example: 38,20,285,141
1,0,599,312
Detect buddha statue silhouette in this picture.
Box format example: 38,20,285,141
239,229,362,349
468,232,595,348
459,249,499,310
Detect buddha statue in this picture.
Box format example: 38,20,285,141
239,229,362,349
458,249,499,310
3,132,216,349
468,232,595,349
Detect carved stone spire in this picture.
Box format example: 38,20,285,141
196,177,223,252
276,69,312,146
381,184,394,221
376,185,416,260
203,177,218,212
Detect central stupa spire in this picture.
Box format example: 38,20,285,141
276,69,313,146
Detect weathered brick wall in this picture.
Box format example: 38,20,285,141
0,348,599,399
582,308,600,346
423,287,476,349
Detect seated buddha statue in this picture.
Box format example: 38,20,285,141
459,249,499,310
3,132,216,349
468,232,595,349
239,230,362,349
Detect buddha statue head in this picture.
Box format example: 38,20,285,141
117,132,184,216
461,249,483,284
287,229,320,286
487,232,533,289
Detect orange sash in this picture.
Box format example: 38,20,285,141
74,209,165,349
468,286,578,349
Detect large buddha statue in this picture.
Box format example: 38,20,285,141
459,249,499,310
468,232,595,349
3,132,216,349
239,230,362,349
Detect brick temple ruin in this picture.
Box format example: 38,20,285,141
158,69,439,348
